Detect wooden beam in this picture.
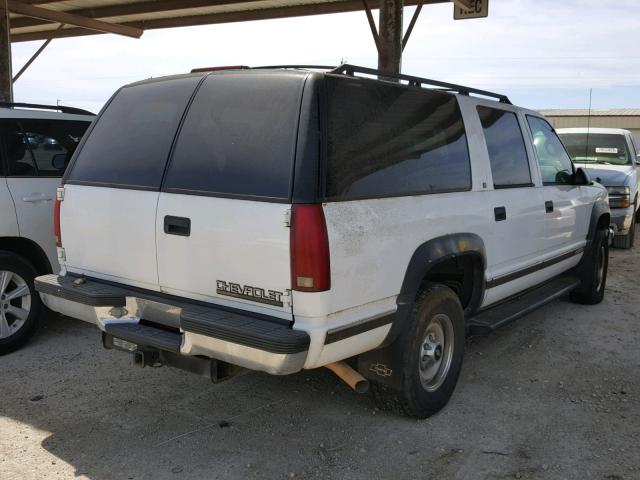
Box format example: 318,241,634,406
0,0,12,102
402,1,422,51
10,0,265,29
8,0,143,38
11,0,446,42
378,0,403,74
362,0,380,52
12,22,61,82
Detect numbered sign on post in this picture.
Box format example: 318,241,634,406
454,0,489,20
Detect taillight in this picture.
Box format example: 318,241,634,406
54,186,64,247
290,204,330,292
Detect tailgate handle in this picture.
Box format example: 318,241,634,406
164,216,191,237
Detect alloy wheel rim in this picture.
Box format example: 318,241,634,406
0,270,32,340
419,313,454,392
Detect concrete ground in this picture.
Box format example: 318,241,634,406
1,248,639,480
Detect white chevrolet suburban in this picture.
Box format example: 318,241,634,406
35,65,610,418
558,128,639,249
0,102,93,354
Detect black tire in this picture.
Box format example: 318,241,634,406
0,251,44,355
570,228,608,305
371,283,465,418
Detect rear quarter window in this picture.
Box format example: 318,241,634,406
66,75,202,190
324,76,471,200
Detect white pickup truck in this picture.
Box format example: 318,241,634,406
35,65,610,417
558,127,639,249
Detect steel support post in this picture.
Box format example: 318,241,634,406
377,0,403,73
0,0,12,102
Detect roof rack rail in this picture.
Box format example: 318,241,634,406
329,64,512,104
0,102,94,116
252,65,337,71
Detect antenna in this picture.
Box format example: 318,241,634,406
584,88,593,166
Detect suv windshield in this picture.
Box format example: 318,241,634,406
559,133,631,165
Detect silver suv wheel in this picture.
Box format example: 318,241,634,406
0,270,32,339
419,313,454,392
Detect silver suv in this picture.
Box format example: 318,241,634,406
0,102,93,354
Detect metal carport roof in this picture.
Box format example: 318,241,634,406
8,0,454,42
1,0,475,101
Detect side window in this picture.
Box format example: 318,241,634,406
527,116,574,185
0,119,89,177
324,76,471,200
20,119,90,177
477,106,531,188
0,120,37,177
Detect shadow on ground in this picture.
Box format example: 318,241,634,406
1,248,639,480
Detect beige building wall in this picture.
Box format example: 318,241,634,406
539,109,640,146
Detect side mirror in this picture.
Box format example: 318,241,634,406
51,153,67,171
573,167,592,186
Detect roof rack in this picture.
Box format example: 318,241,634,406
252,64,511,104
0,102,94,116
329,64,511,104
252,65,337,71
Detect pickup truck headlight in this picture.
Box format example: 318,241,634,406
606,186,631,208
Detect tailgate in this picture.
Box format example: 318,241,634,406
156,195,292,316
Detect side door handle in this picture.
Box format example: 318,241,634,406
494,206,506,222
545,201,554,213
22,193,53,203
164,215,191,237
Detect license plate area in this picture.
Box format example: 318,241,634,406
103,333,138,352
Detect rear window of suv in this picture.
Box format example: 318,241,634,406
163,73,304,201
324,76,471,200
66,75,202,190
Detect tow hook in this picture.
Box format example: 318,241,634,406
133,349,162,368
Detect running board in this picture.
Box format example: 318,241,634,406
468,274,581,335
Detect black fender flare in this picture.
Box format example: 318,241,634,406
358,233,486,389
575,201,610,279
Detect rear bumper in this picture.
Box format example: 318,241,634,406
35,274,309,375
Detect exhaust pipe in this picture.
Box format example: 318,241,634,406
325,361,369,393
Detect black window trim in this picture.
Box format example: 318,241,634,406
319,75,473,202
477,105,533,190
526,114,576,187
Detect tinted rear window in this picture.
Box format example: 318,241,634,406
67,75,201,189
163,73,304,200
324,76,471,200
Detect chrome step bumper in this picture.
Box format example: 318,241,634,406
35,274,308,375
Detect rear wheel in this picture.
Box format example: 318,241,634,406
570,228,608,305
372,284,465,418
0,252,43,355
